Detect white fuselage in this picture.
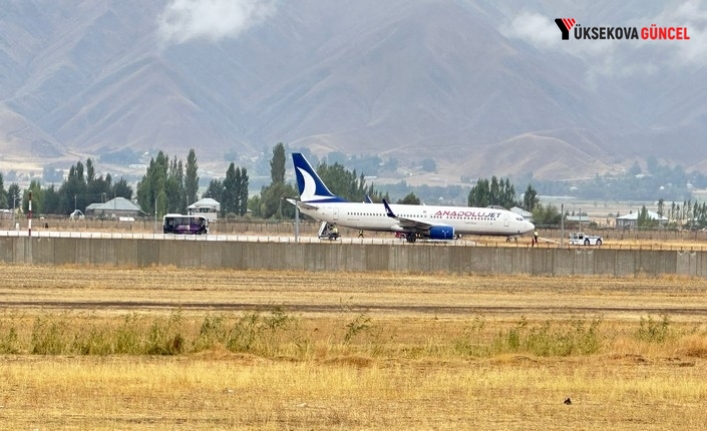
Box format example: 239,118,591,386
298,202,534,237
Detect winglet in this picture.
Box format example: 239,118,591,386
382,199,396,218
364,194,373,203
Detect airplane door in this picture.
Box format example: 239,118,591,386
333,209,339,221
503,214,509,227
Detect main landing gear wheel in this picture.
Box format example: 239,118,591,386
406,233,417,243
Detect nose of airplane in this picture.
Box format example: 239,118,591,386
524,220,535,234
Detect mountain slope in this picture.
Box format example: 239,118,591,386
0,0,705,180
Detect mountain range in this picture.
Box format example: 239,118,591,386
0,0,706,181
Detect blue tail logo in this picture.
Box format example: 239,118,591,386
292,153,346,203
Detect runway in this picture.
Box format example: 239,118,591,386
0,229,479,246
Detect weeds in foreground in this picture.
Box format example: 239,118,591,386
454,316,602,357
636,314,672,343
0,311,702,359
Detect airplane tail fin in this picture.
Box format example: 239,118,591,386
382,199,397,218
292,153,346,203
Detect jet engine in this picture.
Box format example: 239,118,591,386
428,225,455,240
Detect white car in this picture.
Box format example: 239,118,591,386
569,232,603,246
69,209,85,220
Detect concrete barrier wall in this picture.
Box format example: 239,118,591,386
3,237,707,277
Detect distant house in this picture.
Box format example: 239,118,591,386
564,214,592,228
85,197,143,218
188,198,220,222
616,210,668,230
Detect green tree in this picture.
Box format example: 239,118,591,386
86,158,96,184
397,192,421,205
112,178,133,200
185,149,199,205
522,184,539,211
203,179,224,200
248,194,262,217
42,185,61,214
137,151,170,215
156,190,168,218
7,183,21,210
259,182,297,219
238,168,249,216
316,162,380,202
259,144,297,219
85,157,112,207
468,177,517,209
234,167,242,216
531,203,562,226
270,143,286,184
60,161,88,213
22,180,44,214
0,172,6,209
636,205,659,229
468,179,490,207
165,156,185,213
222,163,239,216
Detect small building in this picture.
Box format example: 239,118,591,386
85,197,143,218
188,198,220,222
615,210,668,230
564,214,592,228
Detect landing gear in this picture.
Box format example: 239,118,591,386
405,233,417,243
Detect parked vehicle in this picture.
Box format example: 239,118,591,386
163,214,208,235
69,210,85,220
317,222,340,240
569,232,603,246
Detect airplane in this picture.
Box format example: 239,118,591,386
289,153,535,243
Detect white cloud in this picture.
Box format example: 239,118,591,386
650,0,707,66
157,0,277,45
499,12,560,49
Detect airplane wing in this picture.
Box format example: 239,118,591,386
382,199,436,231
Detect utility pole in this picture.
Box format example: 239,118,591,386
28,191,32,237
295,202,299,242
560,203,564,247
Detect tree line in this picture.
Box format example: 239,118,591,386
136,149,199,217
0,143,602,227
0,159,133,215
634,199,707,230
0,148,248,218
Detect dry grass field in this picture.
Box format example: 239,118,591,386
1,266,707,429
